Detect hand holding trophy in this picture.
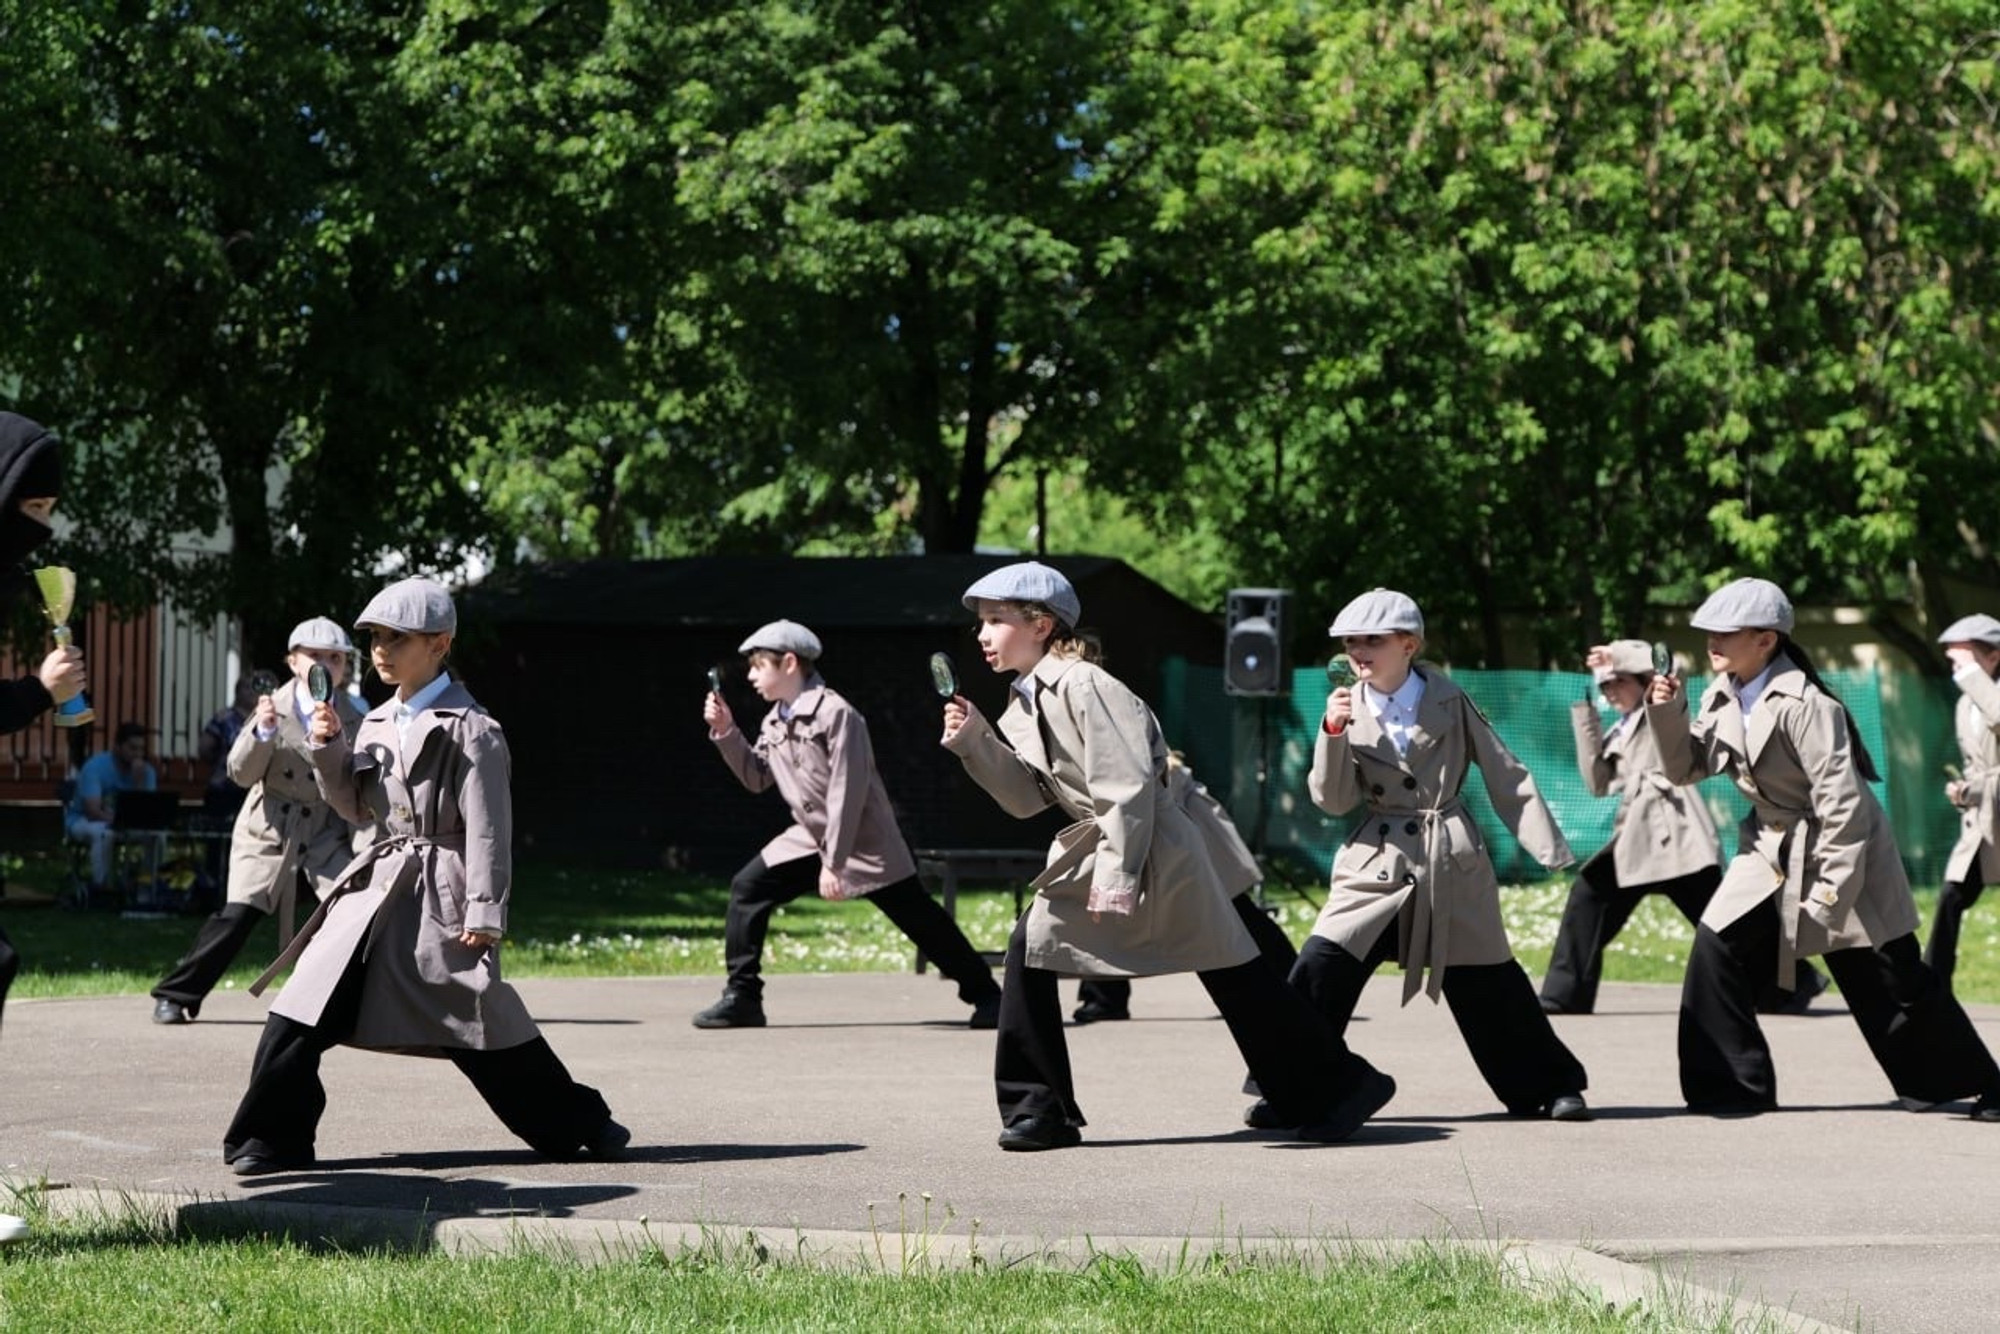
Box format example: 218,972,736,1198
31,566,93,727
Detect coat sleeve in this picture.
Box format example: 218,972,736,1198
457,725,512,937
1645,694,1707,786
1954,668,2000,806
1791,694,1871,919
1570,702,1614,797
943,704,1056,818
308,732,373,826
1467,700,1574,869
0,675,53,735
819,701,873,872
227,718,276,787
1307,727,1362,815
1067,673,1158,915
711,724,775,794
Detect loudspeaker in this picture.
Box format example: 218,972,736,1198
1225,588,1289,697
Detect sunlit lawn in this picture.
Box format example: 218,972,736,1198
0,847,1994,1005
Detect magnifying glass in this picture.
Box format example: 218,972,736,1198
929,652,959,699
249,669,280,697
307,663,334,704
1326,653,1357,691
707,666,724,695
1651,641,1673,677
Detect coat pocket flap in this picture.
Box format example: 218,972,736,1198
1031,819,1100,892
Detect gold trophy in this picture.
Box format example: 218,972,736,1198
31,566,93,728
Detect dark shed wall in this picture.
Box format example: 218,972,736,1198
458,556,1223,870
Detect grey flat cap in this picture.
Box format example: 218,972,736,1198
287,616,353,653
961,561,1081,628
1596,639,1654,678
1328,588,1424,638
739,619,823,659
355,577,457,635
1690,577,1794,634
1938,613,2000,646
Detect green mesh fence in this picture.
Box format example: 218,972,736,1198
1158,659,1960,889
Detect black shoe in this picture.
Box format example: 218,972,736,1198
1538,995,1586,1015
1243,1098,1301,1131
1548,1093,1592,1122
1758,966,1828,1016
229,1153,313,1177
997,1116,1082,1152
152,997,191,1025
583,1118,632,1161
692,991,766,1029
1971,1095,2000,1123
1071,999,1130,1025
1297,1069,1397,1143
968,995,1001,1030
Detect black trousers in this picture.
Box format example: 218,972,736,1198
994,911,1374,1128
223,937,613,1164
1925,862,1986,991
1291,930,1588,1112
152,901,270,1016
0,925,16,1029
1077,892,1298,1013
1541,859,1720,1013
1680,894,2000,1110
724,855,999,1004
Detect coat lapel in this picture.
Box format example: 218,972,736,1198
1745,666,1805,767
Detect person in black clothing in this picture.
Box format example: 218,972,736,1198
0,411,88,1245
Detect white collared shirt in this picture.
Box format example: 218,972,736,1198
1608,706,1643,745
1732,660,1780,717
394,671,454,741
1363,672,1427,756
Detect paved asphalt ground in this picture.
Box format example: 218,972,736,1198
6,970,1999,1331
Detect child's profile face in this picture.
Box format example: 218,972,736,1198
288,646,348,688
745,650,805,702
972,599,1050,676
368,627,449,692
1705,628,1777,681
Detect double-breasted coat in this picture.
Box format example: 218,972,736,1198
1570,701,1720,886
1647,666,1920,988
712,676,915,894
944,655,1256,977
1309,668,1573,1004
224,680,370,944
1944,665,2000,885
249,680,537,1053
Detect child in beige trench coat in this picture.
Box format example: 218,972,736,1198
222,577,628,1174
941,561,1393,1150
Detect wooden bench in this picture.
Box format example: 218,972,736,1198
910,847,1045,972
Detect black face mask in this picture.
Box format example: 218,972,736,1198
0,508,53,570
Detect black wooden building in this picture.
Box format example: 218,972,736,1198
455,555,1226,871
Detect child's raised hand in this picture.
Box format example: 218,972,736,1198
1648,672,1682,705
703,691,734,735
940,695,974,745
254,693,280,732
308,700,342,744
1324,686,1354,734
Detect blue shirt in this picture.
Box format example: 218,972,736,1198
71,751,158,824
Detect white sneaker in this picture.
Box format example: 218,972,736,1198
0,1214,28,1244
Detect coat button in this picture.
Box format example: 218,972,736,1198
1403,872,1417,886
279,803,290,815
1370,784,1384,796
1403,776,1417,789
1404,820,1419,836
1377,869,1389,880
1378,823,1389,836
283,769,294,780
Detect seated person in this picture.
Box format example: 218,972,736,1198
67,721,160,889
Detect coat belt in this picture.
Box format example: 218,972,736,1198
1757,814,1812,993
1385,798,1463,1006
248,831,466,997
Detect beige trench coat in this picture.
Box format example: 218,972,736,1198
250,681,537,1053
1169,760,1262,898
943,656,1256,977
1944,666,2000,885
1309,668,1573,1005
1647,666,1920,991
224,680,370,944
712,677,915,892
1570,701,1720,886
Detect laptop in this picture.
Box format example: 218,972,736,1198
110,790,181,832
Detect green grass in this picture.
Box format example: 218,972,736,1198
0,1198,1771,1333
1,848,1995,1005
